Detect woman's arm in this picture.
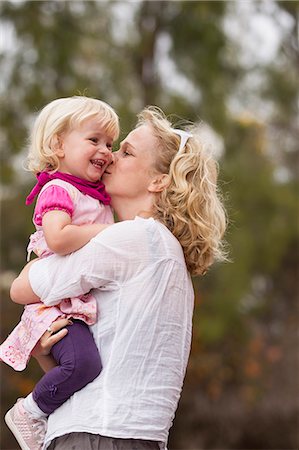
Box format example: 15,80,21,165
42,210,110,255
34,355,57,373
10,236,112,306
10,214,108,304
11,221,133,307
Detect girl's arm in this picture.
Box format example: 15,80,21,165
42,210,110,255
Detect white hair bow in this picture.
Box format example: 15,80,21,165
171,128,193,152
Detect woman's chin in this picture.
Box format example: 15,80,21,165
102,173,111,184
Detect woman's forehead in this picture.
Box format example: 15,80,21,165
126,124,157,151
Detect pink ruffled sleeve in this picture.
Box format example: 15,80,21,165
34,185,74,226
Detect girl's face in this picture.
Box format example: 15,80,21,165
102,124,159,201
56,117,114,182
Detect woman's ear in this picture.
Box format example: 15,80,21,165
148,174,170,193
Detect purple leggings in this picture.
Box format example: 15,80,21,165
32,320,102,415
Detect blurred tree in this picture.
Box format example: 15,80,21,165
263,0,299,179
166,1,233,131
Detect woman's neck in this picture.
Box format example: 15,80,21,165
111,197,154,221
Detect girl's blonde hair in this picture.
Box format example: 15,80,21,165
137,106,228,276
27,96,119,173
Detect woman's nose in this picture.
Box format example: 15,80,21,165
110,152,116,164
111,150,120,163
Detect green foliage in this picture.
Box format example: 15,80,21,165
168,1,231,130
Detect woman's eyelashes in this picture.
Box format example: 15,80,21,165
119,146,131,157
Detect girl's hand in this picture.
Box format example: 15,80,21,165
31,317,72,357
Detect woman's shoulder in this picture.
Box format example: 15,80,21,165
111,216,156,233
92,217,155,245
107,216,169,236
103,216,180,251
90,216,186,268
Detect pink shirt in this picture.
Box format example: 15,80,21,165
28,179,114,259
0,179,114,371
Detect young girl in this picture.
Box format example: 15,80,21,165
0,96,119,450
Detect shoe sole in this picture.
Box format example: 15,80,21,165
4,409,31,450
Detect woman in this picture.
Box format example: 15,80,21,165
10,106,227,450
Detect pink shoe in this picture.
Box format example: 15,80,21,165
5,398,47,450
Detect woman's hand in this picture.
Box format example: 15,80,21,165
31,317,72,373
32,317,72,357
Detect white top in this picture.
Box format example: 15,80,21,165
29,216,194,449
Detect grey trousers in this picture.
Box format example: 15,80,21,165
47,432,160,450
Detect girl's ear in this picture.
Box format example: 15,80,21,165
148,174,170,193
52,134,64,158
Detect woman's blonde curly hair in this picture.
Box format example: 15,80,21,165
27,96,119,173
137,106,228,276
